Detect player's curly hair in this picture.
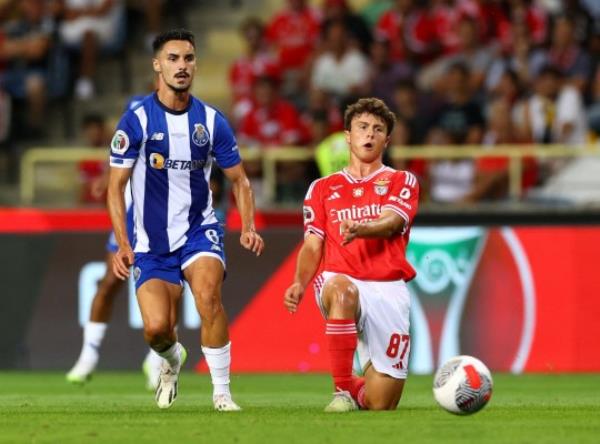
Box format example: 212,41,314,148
153,29,195,53
344,98,396,136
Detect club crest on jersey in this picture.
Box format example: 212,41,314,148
110,130,129,154
352,188,364,198
374,179,390,196
192,123,210,147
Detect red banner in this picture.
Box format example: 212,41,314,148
210,226,600,373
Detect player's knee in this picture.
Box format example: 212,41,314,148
366,398,398,411
324,276,359,312
144,319,171,341
194,290,223,320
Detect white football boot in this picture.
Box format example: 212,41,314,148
213,393,242,412
155,345,187,409
324,391,358,413
142,350,164,391
66,356,97,384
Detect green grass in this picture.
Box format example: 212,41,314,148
0,372,599,444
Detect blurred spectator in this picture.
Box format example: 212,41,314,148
310,19,370,104
238,74,311,204
487,69,523,108
229,17,279,126
418,15,497,93
0,0,54,136
426,127,476,203
517,65,588,145
238,75,309,147
588,65,600,134
464,98,537,202
426,62,485,145
320,0,372,53
78,112,111,203
561,0,595,45
423,0,459,56
314,131,348,177
300,88,343,143
374,0,422,62
497,0,547,51
265,0,320,97
57,0,125,100
546,15,592,92
486,23,548,92
368,37,413,107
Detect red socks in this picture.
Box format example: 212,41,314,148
325,319,367,408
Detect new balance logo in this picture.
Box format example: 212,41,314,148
150,132,164,141
327,192,341,201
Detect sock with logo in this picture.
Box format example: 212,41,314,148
325,319,357,393
202,342,232,397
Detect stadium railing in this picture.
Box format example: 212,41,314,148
19,144,600,206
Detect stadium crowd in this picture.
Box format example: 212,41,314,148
1,0,599,205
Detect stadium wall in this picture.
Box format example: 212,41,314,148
1,209,599,373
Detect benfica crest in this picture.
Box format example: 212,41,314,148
374,179,390,196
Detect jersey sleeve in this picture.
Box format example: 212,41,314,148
109,111,144,169
303,179,326,240
212,111,242,169
382,171,420,233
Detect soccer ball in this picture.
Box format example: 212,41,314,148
432,355,493,415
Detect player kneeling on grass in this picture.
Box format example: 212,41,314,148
284,98,420,412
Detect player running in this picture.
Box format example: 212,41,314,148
284,98,419,412
108,29,263,411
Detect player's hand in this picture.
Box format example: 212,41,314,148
340,219,360,245
284,282,304,314
240,229,264,256
113,245,134,280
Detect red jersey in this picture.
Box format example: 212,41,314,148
303,166,419,281
229,52,280,102
265,7,321,71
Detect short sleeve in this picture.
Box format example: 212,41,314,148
212,111,242,169
381,171,420,233
109,111,144,169
303,179,326,240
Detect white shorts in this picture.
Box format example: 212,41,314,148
314,271,411,379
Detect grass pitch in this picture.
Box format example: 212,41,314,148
0,372,598,444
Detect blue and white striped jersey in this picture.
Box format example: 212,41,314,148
109,93,241,254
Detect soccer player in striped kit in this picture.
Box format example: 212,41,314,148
108,29,264,411
284,98,420,412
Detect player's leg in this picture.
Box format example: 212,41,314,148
183,256,240,412
355,279,411,410
137,277,186,409
363,365,405,410
320,274,362,412
67,252,123,383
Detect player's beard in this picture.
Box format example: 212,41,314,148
167,81,191,93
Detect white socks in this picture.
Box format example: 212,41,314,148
202,342,232,397
157,342,182,371
79,321,107,366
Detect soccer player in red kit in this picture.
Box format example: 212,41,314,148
284,98,419,412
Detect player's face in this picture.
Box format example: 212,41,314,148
154,40,196,93
345,113,390,164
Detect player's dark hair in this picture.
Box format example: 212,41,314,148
152,29,195,53
344,97,396,136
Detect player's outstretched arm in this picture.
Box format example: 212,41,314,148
107,166,134,280
222,163,264,256
284,234,323,314
340,210,405,245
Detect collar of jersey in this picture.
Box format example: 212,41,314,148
153,92,192,115
341,165,388,183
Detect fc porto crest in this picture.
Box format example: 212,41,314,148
192,123,210,147
374,179,390,196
